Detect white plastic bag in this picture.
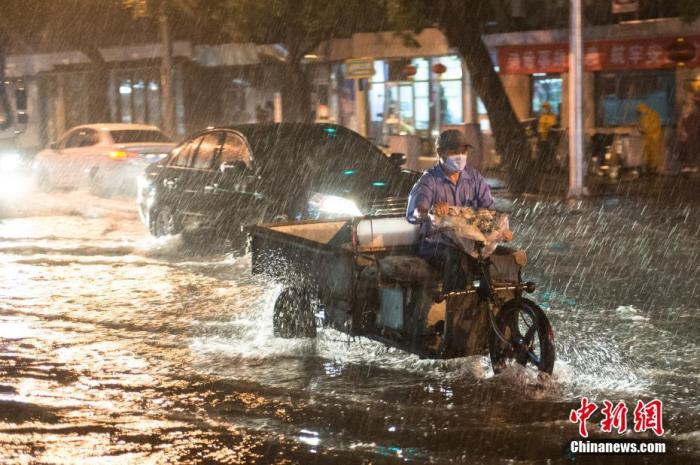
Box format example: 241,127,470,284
432,207,511,258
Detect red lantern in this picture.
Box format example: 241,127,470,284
666,38,696,66
403,64,417,78
432,63,447,75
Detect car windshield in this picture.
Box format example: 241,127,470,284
110,130,171,144
237,124,406,200
251,126,396,174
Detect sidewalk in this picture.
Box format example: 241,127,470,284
485,169,700,205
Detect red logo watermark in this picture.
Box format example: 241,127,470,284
569,398,664,437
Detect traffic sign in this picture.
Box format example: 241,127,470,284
344,58,375,79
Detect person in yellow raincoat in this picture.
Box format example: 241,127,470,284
636,103,663,173
537,101,558,164
537,102,557,142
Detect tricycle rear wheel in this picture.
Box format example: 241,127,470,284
273,287,316,338
489,298,555,375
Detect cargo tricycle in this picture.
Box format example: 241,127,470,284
249,210,555,374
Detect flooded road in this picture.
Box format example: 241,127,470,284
0,190,698,464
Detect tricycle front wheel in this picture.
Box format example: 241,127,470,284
489,298,555,375
273,287,316,338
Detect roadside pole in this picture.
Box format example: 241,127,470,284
432,63,446,138
159,0,176,138
568,0,585,198
355,79,368,137
345,58,374,138
273,92,283,123
434,77,441,137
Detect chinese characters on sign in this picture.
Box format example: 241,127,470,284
498,36,700,74
569,399,664,437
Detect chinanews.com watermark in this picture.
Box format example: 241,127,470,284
567,398,667,456
570,440,666,455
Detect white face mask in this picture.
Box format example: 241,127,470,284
444,154,467,172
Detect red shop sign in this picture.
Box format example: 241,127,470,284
498,36,700,74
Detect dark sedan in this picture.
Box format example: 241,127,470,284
137,123,421,238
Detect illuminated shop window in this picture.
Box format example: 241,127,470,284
595,70,675,126
367,56,463,142
117,74,160,126
532,74,563,116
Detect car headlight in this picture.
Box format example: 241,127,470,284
0,153,21,172
137,174,155,190
0,173,30,199
136,174,155,201
308,193,363,218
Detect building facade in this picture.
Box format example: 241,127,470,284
4,17,699,171
3,41,285,151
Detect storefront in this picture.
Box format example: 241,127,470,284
490,28,700,171
310,29,476,166
364,55,464,143
36,63,189,144
13,41,285,148
318,55,467,142
497,34,700,133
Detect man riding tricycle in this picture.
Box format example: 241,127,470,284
248,130,555,375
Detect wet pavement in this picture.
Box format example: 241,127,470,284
0,187,698,464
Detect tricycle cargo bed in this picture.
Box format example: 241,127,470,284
248,216,421,289
249,219,355,292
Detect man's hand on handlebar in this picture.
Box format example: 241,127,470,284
414,205,430,222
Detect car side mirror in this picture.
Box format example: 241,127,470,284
221,160,251,176
389,152,407,166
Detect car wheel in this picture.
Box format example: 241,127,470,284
150,205,182,237
35,168,53,193
88,170,116,198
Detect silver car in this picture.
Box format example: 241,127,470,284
33,123,176,196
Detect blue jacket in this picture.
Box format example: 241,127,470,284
406,164,493,257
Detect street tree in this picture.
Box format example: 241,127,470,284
204,0,386,122
387,0,532,192
121,0,200,137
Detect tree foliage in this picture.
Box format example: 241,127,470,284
207,0,385,55
120,0,388,121
0,0,159,54
199,0,386,121
677,0,700,22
